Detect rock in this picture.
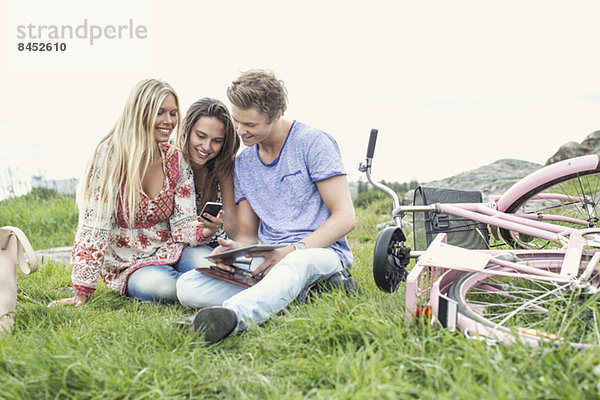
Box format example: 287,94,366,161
581,130,600,152
414,159,542,200
546,141,584,165
36,247,72,264
546,130,600,165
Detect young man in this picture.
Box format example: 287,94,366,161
176,69,356,343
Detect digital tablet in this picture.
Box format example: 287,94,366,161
196,266,262,288
204,244,287,260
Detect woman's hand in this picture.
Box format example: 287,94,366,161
200,209,224,238
48,294,88,308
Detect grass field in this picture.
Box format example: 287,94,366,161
1,192,600,399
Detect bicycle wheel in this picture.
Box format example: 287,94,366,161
372,227,410,293
499,169,600,249
446,255,600,347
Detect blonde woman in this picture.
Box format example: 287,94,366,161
50,79,219,307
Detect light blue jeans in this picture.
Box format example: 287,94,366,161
124,245,212,303
176,246,343,331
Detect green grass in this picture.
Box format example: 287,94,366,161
0,188,78,249
2,194,600,399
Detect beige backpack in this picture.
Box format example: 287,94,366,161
0,226,38,333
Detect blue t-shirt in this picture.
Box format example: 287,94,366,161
234,121,353,268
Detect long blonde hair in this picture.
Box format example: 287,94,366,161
77,79,181,228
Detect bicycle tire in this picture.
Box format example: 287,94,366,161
499,168,600,249
372,227,410,293
446,255,600,347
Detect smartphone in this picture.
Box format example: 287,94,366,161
200,202,222,220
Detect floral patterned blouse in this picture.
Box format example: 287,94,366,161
70,142,213,297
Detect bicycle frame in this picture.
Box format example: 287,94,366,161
397,202,573,245
406,229,600,347
393,154,600,244
492,154,600,212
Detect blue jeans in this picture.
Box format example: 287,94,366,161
176,246,343,331
124,245,211,303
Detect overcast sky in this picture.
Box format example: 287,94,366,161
2,0,599,194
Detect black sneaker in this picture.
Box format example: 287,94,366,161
191,307,237,343
322,270,360,294
304,269,361,301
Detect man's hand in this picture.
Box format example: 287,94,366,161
247,245,295,277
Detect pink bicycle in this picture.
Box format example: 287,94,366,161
360,129,600,347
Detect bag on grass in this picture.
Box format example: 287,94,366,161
0,226,38,333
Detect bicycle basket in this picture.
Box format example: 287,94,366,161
412,186,489,251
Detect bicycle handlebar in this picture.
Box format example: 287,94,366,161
366,128,378,159
361,128,401,221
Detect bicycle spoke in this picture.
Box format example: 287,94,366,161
592,308,600,346
500,169,600,249
524,200,582,215
448,255,600,346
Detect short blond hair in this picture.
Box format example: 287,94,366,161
227,69,288,122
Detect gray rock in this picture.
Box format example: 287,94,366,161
546,130,600,165
581,130,600,152
36,247,71,264
403,159,542,201
546,141,583,165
